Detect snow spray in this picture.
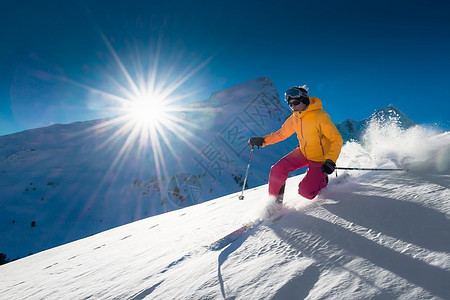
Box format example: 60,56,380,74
337,118,450,175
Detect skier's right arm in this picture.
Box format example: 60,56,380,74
263,115,296,147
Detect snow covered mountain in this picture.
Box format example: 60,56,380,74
0,77,297,261
336,104,416,142
1,124,449,299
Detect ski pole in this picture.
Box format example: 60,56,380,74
336,167,405,171
239,148,254,200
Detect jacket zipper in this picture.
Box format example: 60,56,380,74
300,118,304,138
319,135,325,155
300,118,307,158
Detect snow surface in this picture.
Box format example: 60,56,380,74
1,121,449,299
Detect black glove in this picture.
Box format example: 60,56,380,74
321,159,336,174
248,137,265,149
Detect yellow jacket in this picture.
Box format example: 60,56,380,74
263,97,343,162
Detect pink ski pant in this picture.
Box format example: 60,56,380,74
268,147,328,200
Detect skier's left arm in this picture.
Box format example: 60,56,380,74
319,113,343,162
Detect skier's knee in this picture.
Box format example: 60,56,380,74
270,164,282,176
298,182,320,199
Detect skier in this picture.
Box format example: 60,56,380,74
248,85,343,206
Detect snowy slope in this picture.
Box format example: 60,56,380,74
1,123,449,299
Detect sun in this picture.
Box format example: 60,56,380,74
128,94,168,126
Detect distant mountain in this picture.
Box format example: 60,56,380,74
335,104,416,142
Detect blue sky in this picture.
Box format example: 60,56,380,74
1,0,449,136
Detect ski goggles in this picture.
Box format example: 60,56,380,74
284,88,308,101
287,99,303,106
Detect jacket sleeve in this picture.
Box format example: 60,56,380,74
319,113,343,162
263,115,296,146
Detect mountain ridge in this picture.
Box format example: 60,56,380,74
335,104,417,142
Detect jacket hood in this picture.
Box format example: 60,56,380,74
293,97,322,118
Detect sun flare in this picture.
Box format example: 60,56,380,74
128,95,168,126
67,30,214,205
